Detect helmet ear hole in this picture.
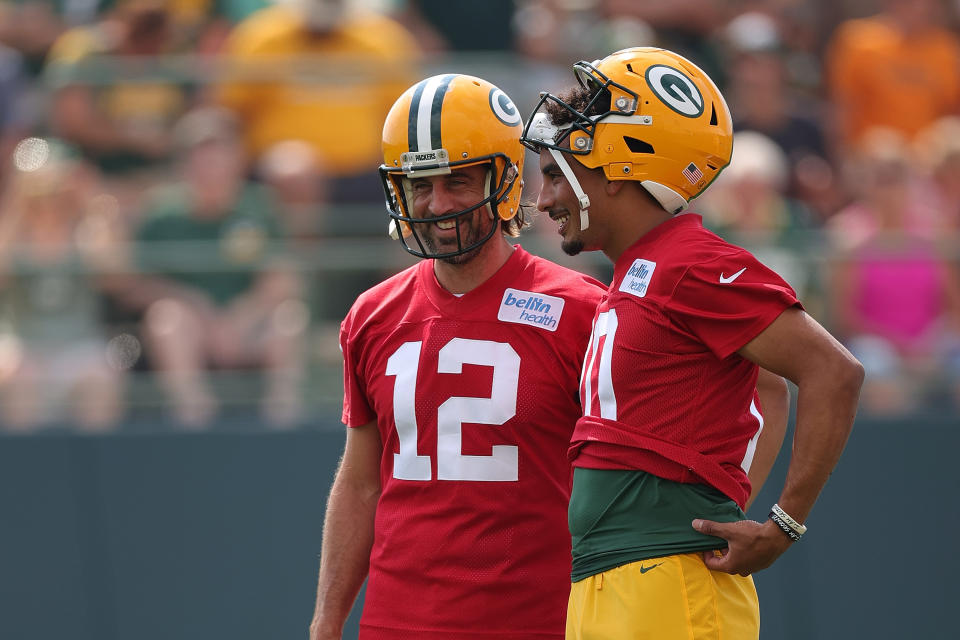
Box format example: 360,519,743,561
624,137,655,154
710,104,718,126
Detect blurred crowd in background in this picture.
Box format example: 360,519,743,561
0,0,959,433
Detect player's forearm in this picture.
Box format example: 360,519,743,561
775,355,863,524
310,477,378,639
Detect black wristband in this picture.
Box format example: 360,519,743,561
769,511,802,541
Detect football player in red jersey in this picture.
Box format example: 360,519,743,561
522,48,864,639
307,74,608,640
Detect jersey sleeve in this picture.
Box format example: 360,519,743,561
339,310,375,427
668,250,801,359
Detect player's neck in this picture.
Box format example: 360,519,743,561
602,197,672,264
433,235,514,295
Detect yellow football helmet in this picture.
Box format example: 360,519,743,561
521,47,733,214
380,73,524,258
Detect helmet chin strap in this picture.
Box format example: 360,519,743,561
527,112,591,230
485,165,495,219
547,147,590,230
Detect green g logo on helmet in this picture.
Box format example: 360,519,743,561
489,88,522,127
645,65,704,118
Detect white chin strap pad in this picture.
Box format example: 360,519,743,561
528,112,591,230
547,147,590,230
641,180,688,215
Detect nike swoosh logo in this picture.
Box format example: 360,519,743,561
639,562,664,574
719,267,747,284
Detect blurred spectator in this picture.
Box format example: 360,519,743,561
723,11,842,221
256,138,405,329
217,0,421,204
825,0,960,151
43,0,195,208
117,0,278,59
761,1,825,99
0,42,32,189
393,0,512,53
599,0,727,82
0,0,72,76
913,115,960,235
0,137,126,432
257,139,329,244
164,0,271,54
698,130,820,304
257,139,336,329
125,107,308,429
514,0,658,66
826,128,960,414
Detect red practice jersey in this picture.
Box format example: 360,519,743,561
340,246,604,639
572,215,800,507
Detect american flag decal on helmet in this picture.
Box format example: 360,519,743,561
681,162,704,184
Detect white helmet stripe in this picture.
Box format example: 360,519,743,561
410,74,455,152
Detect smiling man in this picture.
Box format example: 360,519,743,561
308,74,606,640
406,163,495,265
521,48,865,639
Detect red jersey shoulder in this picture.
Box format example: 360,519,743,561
340,262,431,341
609,216,800,358
349,263,420,317
614,215,795,302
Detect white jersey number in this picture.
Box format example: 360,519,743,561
385,338,520,482
580,308,763,474
581,309,619,420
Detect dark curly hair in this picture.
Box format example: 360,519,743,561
515,83,613,221
544,85,611,130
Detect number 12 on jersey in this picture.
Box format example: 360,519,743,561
385,338,521,482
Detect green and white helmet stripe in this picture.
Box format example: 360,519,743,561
406,74,457,152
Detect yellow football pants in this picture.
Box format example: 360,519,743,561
566,553,759,639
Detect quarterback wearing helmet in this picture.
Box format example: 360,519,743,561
523,48,863,640
310,74,606,639
380,73,526,260
521,46,733,243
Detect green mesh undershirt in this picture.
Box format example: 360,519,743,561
569,467,746,582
